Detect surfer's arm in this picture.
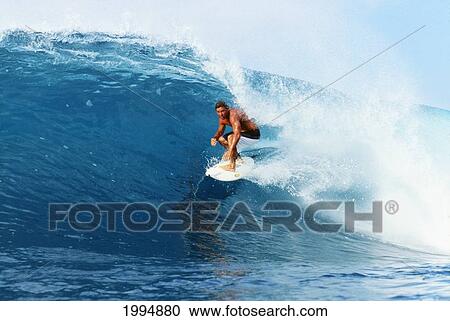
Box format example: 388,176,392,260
211,123,225,146
212,123,225,140
228,118,241,152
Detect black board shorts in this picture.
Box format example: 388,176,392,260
223,128,260,140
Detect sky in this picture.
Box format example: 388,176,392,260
1,0,448,108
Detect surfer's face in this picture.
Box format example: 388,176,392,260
216,107,229,119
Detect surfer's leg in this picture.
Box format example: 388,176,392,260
220,132,232,160
226,133,243,161
221,133,235,160
226,133,234,145
217,136,228,149
225,133,243,163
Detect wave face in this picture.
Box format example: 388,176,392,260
0,31,449,300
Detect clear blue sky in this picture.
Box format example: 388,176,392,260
351,1,449,108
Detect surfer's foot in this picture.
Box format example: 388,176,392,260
219,163,236,172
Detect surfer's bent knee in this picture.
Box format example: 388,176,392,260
218,136,228,147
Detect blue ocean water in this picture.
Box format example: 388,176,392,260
0,31,449,300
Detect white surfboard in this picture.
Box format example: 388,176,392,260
205,156,255,181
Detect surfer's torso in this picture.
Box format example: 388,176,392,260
219,108,258,133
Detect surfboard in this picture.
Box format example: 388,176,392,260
205,156,255,181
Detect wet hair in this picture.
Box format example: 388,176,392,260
215,100,229,109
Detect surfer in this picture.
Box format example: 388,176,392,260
210,100,260,171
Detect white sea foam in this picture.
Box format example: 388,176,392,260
204,55,450,255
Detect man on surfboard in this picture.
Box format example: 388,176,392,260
210,100,260,171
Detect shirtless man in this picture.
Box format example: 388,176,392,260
210,100,260,171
